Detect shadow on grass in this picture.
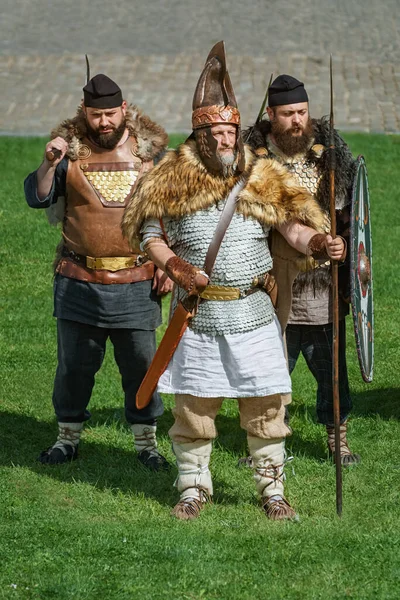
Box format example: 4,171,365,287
0,408,249,507
3,390,394,504
351,387,400,419
285,387,400,461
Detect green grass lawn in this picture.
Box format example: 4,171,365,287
0,132,399,600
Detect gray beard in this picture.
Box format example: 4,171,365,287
218,151,238,178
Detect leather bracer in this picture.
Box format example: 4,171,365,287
165,256,209,297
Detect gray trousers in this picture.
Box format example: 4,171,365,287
52,319,164,425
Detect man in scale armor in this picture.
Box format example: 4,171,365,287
123,43,345,520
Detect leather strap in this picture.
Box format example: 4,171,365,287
203,176,248,277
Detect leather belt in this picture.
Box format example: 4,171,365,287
56,257,155,284
200,285,241,301
199,273,276,301
61,247,146,271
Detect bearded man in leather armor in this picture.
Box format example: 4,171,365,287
123,43,346,520
24,70,172,470
244,74,359,465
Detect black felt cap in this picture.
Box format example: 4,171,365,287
268,74,308,107
83,74,123,108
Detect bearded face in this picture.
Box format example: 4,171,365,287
195,123,243,178
86,118,127,149
267,102,314,157
84,104,127,150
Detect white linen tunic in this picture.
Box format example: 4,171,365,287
158,315,291,398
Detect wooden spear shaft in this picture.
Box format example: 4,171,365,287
329,54,343,516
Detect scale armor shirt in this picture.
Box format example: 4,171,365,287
265,137,343,326
160,203,275,336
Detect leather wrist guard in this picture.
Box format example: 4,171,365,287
307,233,329,260
165,256,209,296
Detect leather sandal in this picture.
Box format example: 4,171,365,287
262,495,297,521
171,497,205,520
171,488,211,520
326,421,361,466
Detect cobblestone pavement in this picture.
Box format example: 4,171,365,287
1,0,399,135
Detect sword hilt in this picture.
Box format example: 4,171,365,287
46,148,62,162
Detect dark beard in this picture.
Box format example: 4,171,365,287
86,119,126,149
271,117,314,157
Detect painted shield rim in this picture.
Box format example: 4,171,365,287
350,155,374,383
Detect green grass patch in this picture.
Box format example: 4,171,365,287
0,133,399,599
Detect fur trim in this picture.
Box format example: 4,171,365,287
51,105,168,162
243,117,356,210
243,119,355,293
122,141,326,247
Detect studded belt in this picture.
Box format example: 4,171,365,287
56,257,155,285
62,247,147,271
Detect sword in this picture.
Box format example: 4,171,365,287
136,297,197,409
46,55,90,163
46,148,62,162
329,54,343,517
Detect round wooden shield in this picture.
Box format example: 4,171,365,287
350,156,374,382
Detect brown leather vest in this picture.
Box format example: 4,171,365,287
64,135,153,257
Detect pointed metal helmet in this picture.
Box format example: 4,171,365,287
192,41,240,129
191,42,245,176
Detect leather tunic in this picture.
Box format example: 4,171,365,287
64,135,152,257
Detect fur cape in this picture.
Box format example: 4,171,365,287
243,117,356,211
243,117,355,294
122,140,326,247
51,104,168,162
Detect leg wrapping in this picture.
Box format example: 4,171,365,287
173,440,213,501
131,424,170,471
248,436,286,499
131,424,157,455
54,422,83,451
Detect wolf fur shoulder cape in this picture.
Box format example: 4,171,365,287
122,139,326,245
122,140,327,330
51,104,168,162
243,116,356,211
